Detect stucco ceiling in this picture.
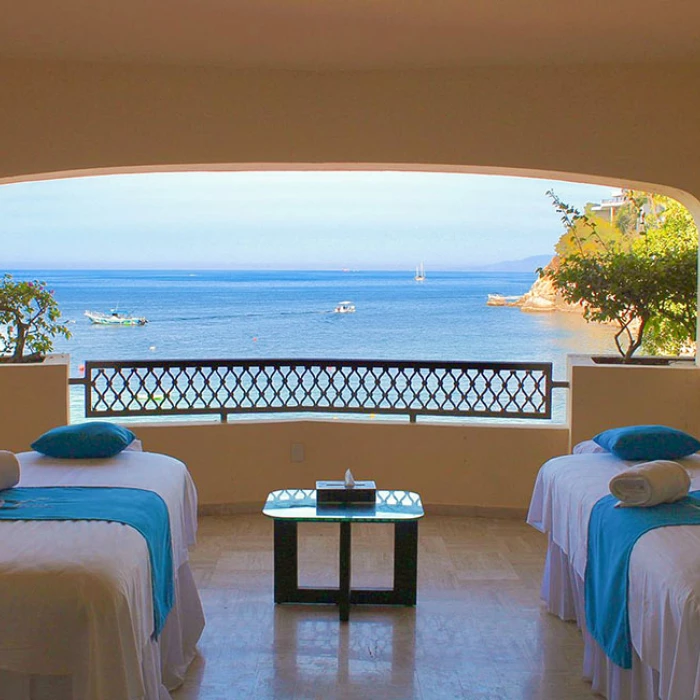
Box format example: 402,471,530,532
2,0,700,70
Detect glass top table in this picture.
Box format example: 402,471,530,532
263,488,424,522
263,488,424,621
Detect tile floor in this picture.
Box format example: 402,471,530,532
172,514,597,700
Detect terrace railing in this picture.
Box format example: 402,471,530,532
70,358,568,422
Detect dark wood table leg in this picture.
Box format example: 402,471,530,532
394,521,418,605
272,515,420,616
339,521,352,621
274,519,298,603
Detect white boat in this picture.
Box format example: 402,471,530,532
486,294,521,307
334,301,356,314
414,262,426,282
85,310,148,326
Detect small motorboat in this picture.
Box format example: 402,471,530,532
334,301,356,314
486,294,521,307
85,310,148,326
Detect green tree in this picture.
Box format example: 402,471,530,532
0,275,71,363
614,201,641,236
548,249,668,360
544,192,698,362
553,205,628,258
635,195,698,354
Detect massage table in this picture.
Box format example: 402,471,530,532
0,450,205,700
528,448,700,700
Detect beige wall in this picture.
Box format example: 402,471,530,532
3,58,700,515
6,356,700,514
0,358,570,514
0,354,569,513
1,60,699,221
131,419,569,515
0,355,69,452
568,355,700,450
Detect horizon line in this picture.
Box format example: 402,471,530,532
3,266,546,273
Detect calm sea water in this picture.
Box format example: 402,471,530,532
16,269,618,422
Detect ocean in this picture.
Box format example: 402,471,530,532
15,269,618,423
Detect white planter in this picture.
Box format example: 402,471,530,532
0,354,70,452
567,354,700,451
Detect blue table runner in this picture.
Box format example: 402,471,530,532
0,486,174,637
585,489,700,668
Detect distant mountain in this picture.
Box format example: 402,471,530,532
468,254,552,273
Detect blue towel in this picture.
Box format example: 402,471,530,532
585,490,700,668
0,486,174,637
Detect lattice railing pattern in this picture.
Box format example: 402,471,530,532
80,358,555,421
264,489,424,511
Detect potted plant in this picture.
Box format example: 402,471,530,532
0,274,71,363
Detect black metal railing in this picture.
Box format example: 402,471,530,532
69,358,568,422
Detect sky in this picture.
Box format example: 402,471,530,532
0,171,615,270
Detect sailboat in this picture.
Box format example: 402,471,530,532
414,262,426,282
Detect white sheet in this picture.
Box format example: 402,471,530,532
528,452,700,700
0,451,204,700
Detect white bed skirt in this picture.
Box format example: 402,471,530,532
0,560,205,700
543,540,667,700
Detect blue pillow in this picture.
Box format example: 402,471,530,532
593,425,700,461
31,422,136,459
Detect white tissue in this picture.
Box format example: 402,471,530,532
0,451,20,491
344,469,356,489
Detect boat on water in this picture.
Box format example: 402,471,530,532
486,294,521,307
85,310,148,326
334,301,356,314
414,262,426,282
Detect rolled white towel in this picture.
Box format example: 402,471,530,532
0,451,20,491
609,460,691,507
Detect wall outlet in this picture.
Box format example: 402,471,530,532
290,442,305,463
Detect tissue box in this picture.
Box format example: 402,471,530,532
316,480,377,505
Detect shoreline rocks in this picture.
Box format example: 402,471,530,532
488,258,582,313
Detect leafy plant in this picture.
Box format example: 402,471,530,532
548,194,632,258
547,249,683,361
635,195,698,354
544,192,698,362
0,275,71,363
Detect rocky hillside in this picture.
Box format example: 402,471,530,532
488,257,583,313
